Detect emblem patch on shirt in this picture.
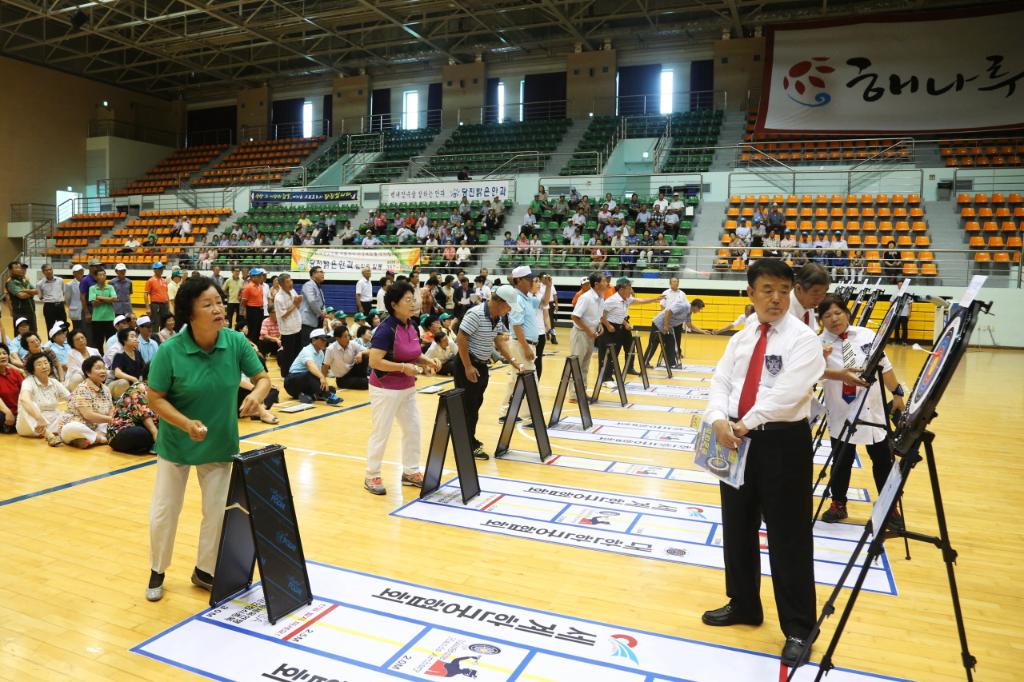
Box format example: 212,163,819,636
861,343,872,355
764,354,783,376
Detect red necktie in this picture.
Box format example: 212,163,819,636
803,310,810,325
738,323,771,419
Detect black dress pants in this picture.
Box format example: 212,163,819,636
644,325,678,367
43,302,67,336
828,436,894,504
245,306,264,345
109,426,154,454
278,332,302,379
284,371,322,399
719,421,816,639
454,358,489,448
597,323,630,382
534,334,546,379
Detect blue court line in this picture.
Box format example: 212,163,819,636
0,379,453,510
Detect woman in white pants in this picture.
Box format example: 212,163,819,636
364,282,440,495
17,352,70,446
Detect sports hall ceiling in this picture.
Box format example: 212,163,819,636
0,0,999,100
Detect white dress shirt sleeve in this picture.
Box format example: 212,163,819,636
742,326,826,430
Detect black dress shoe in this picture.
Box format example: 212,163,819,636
780,636,811,668
701,603,763,627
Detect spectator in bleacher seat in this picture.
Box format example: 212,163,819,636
7,261,38,334
650,206,665,234
654,234,671,268
16,351,69,446
415,217,431,244
663,210,679,236
765,231,783,258
483,209,500,234
597,204,612,226
530,234,543,256
668,192,684,216
456,240,472,269
769,203,785,229
520,207,537,237
848,251,865,283
175,215,192,238
569,187,581,209
502,232,515,254
653,191,668,214
736,221,752,246
362,230,381,247
780,230,797,250
570,228,585,253
395,222,416,244
296,212,312,232
36,263,67,335
602,192,616,212
635,205,650,231
627,193,641,220
338,221,357,245
729,233,747,263
451,221,466,243
120,236,141,254
752,205,766,228
590,240,607,270
442,243,458,270
570,206,587,231
552,195,569,225
372,211,387,232
458,196,472,221
448,207,462,226
465,223,480,245
813,230,830,250
457,166,472,181
751,220,767,248
111,263,133,318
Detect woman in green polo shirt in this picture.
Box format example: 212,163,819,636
145,276,271,602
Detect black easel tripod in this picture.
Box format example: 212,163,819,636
787,299,989,682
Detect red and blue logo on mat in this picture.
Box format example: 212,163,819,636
783,57,835,107
610,633,640,664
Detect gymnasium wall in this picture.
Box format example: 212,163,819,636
0,55,172,266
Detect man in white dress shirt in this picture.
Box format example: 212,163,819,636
701,258,825,669
661,277,688,349
789,262,830,329
599,277,663,381
355,267,374,315
569,272,609,386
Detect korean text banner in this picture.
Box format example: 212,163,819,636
757,9,1024,133
291,247,420,275
250,189,359,203
380,180,514,204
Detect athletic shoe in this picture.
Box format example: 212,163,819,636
324,393,343,406
473,445,490,460
146,571,165,602
364,477,386,495
297,393,314,404
191,567,214,591
822,501,848,523
497,415,522,423
401,472,424,488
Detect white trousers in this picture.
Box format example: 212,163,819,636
149,457,232,575
366,384,422,477
569,327,595,385
501,341,536,416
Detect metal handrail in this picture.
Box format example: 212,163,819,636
10,203,55,223
483,153,545,179
193,164,306,188
89,119,179,147
727,167,924,197
849,138,916,170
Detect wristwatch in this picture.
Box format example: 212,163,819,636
892,384,905,397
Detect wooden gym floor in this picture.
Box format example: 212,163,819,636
0,322,1021,681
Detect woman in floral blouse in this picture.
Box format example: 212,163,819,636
57,356,113,448
108,379,159,454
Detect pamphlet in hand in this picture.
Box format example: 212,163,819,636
692,421,750,489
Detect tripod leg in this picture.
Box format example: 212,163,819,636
922,435,977,680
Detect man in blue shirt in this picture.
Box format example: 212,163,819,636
644,298,708,369
499,266,551,422
284,328,341,405
136,315,161,364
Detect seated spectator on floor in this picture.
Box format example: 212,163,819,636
239,340,280,425
284,329,341,405
8,317,32,358
45,323,72,378
107,378,158,454
103,314,131,367
258,309,283,357
111,328,147,390
0,344,24,434
135,316,160,364
56,356,113,449
158,314,177,343
64,330,100,390
425,331,458,375
324,325,369,390
14,332,64,383
17,352,70,445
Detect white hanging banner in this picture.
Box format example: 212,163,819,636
380,179,515,204
757,8,1024,133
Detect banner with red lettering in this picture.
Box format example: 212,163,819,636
756,8,1024,133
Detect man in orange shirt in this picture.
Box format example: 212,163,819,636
240,268,266,344
144,261,171,328
570,277,591,306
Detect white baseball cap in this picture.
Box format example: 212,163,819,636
492,284,518,304
309,328,328,340
48,322,67,338
114,263,127,271
71,264,85,273
510,265,534,279
14,317,28,328
580,276,589,284
113,314,127,326
137,315,152,326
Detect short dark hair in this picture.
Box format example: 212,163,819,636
68,329,88,348
309,266,322,277
747,258,794,286
356,325,371,338
82,355,105,376
0,342,8,355
24,352,51,376
383,281,415,316
163,313,175,325
174,276,225,324
588,271,604,288
333,325,350,338
117,327,136,345
692,298,706,309
795,262,830,289
816,293,851,321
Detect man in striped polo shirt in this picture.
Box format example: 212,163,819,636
456,285,520,460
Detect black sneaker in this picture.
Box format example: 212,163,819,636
297,393,314,404
472,445,490,460
497,415,522,424
191,567,214,591
822,501,848,523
